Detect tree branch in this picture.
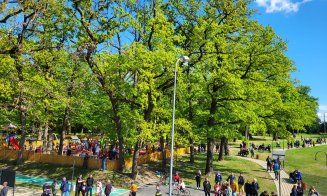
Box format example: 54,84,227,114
0,9,23,23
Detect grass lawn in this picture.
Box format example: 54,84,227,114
229,133,327,149
284,145,327,195
149,153,276,193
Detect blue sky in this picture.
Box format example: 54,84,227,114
252,0,327,121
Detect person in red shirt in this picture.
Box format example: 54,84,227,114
173,172,181,186
214,182,221,196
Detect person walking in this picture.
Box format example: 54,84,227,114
273,161,280,180
266,156,272,172
60,177,70,196
86,174,94,196
203,178,211,196
251,179,260,196
0,182,9,196
296,182,304,196
238,173,245,196
290,185,297,196
250,146,254,158
101,151,108,171
195,170,202,190
76,174,83,196
130,182,137,196
51,180,59,196
104,180,112,196
244,180,252,196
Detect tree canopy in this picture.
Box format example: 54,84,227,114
0,0,318,176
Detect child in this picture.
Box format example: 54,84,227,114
95,181,102,196
81,181,87,196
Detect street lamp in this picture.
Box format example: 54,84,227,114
168,56,190,196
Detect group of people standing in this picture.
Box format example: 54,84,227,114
192,170,263,196
42,174,113,196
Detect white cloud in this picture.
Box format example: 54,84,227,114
319,105,327,112
255,0,312,13
317,105,327,122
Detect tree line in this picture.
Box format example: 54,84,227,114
0,0,318,179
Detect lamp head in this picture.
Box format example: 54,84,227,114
180,56,190,66
181,56,190,62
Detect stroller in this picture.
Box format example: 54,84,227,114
289,170,302,183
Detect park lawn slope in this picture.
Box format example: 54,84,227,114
284,145,327,195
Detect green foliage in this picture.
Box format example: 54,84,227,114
0,0,319,172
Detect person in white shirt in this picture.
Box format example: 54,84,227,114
95,181,102,196
179,179,186,192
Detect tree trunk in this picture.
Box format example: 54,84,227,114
59,107,70,155
218,137,226,161
42,122,48,154
273,133,278,141
47,128,53,154
245,126,249,140
224,138,230,156
116,116,125,172
189,138,194,163
160,135,166,173
15,57,26,165
16,111,26,165
205,138,214,174
206,94,217,172
37,124,43,141
131,138,142,179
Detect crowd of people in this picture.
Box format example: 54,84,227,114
170,171,274,196
290,183,320,196
266,157,320,196
290,137,326,149
38,174,138,196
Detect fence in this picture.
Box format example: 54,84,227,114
0,148,190,170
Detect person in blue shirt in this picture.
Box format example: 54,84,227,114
0,182,9,196
227,173,235,185
290,185,298,196
215,172,222,183
60,177,70,196
273,161,280,180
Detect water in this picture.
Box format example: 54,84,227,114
16,174,129,196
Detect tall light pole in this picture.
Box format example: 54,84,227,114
324,112,326,133
169,56,190,196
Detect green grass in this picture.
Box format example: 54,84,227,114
229,133,327,149
149,153,276,193
284,145,327,195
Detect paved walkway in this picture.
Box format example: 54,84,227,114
236,156,293,196
121,182,207,196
